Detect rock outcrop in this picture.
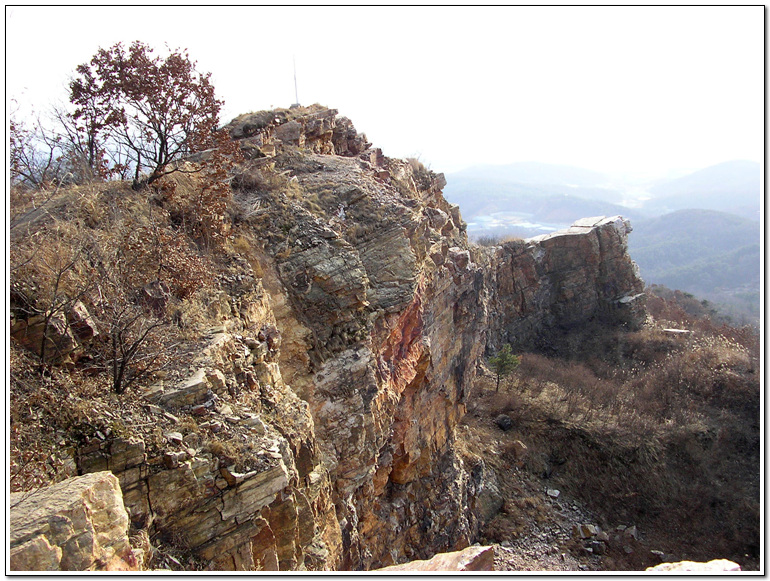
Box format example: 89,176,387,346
225,109,490,568
482,215,645,354
9,472,139,571
10,105,647,571
77,279,342,571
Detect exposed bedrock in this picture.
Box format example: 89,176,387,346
11,106,646,571
480,215,646,355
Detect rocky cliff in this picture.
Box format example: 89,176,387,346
9,105,646,571
481,216,646,355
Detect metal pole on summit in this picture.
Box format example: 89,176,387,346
293,55,300,107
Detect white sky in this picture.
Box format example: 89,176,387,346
5,5,764,178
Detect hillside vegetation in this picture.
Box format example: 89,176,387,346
460,287,760,570
628,209,760,325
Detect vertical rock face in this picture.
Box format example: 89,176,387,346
228,111,489,568
10,106,647,571
483,216,645,354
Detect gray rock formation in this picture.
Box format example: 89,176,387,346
481,215,645,354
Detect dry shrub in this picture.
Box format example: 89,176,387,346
107,218,213,301
488,391,524,417
406,156,433,190
474,234,524,247
157,171,233,250
232,164,286,193
9,343,114,492
494,307,760,566
11,219,93,311
517,354,620,420
9,180,216,394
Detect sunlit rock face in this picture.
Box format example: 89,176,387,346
374,545,496,571
229,107,489,568
9,472,140,571
647,559,742,572
22,106,647,571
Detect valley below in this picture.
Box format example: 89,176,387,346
444,160,761,327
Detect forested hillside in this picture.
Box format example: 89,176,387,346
628,209,760,324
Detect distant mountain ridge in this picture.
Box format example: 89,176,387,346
646,160,760,220
443,160,761,324
628,209,760,324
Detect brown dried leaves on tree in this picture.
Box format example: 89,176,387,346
69,41,223,187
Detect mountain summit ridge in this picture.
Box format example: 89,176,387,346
11,106,756,572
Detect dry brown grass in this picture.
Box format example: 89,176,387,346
231,163,287,194
471,302,760,568
474,234,525,247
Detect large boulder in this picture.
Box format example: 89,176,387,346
9,471,139,571
647,559,742,572
375,545,496,571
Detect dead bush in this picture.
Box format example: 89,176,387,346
232,164,286,193
474,234,524,247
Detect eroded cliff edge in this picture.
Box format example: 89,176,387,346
9,105,646,571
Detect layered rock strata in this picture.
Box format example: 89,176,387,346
10,106,646,571
76,277,342,571
228,110,489,568
9,471,139,571
481,216,646,354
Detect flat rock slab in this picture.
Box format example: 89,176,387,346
375,546,496,571
647,559,741,572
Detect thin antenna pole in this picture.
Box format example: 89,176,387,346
293,55,299,106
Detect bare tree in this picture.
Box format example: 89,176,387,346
9,111,68,188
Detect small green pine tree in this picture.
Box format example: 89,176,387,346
489,344,520,391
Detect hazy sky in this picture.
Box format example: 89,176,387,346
6,6,764,178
